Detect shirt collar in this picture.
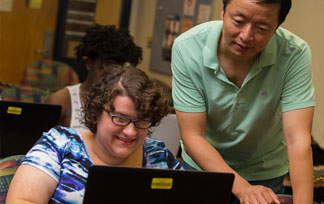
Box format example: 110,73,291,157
203,21,223,71
257,34,278,68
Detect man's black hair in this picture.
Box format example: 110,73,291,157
222,0,292,26
75,24,143,67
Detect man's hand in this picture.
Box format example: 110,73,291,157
238,185,280,204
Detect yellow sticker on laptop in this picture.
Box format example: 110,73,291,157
7,106,22,115
151,178,173,189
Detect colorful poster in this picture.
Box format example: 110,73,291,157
183,0,196,16
162,13,180,61
150,0,215,75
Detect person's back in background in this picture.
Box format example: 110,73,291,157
46,24,143,132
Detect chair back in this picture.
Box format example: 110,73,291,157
0,155,25,204
20,59,79,91
150,114,181,156
0,85,50,103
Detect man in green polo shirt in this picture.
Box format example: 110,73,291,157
171,0,314,203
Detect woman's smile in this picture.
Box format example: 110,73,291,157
115,135,137,144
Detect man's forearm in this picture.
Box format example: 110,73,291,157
287,141,313,204
183,136,281,203
183,136,252,198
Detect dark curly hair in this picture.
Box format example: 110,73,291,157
81,64,170,133
74,24,143,67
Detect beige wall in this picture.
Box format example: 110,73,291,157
130,0,324,147
129,0,171,85
281,0,324,147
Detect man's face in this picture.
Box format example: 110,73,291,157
220,0,280,59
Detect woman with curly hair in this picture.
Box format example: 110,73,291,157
7,65,182,204
46,24,143,132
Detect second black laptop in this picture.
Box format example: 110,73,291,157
0,100,61,158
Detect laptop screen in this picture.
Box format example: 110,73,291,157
83,165,234,204
0,100,61,158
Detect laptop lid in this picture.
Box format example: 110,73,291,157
83,165,234,204
0,100,62,158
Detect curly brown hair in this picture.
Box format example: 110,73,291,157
81,64,170,133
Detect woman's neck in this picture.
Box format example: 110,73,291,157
82,132,143,167
80,67,101,93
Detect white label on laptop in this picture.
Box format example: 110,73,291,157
151,178,173,189
7,106,22,115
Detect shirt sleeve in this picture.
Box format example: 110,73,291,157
20,127,68,182
171,40,207,113
281,43,315,112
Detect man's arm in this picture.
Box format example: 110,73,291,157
282,107,314,204
176,110,280,204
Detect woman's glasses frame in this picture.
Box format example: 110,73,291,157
103,109,151,130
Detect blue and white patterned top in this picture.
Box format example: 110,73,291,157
21,126,182,204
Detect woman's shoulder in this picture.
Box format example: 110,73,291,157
144,138,182,169
41,126,84,150
22,126,90,178
47,126,81,138
144,138,170,162
144,137,167,152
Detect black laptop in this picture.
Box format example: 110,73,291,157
0,100,61,158
83,165,234,204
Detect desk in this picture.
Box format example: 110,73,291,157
278,194,319,204
283,166,324,203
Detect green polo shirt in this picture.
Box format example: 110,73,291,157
171,21,315,181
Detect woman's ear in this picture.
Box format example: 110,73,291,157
86,58,94,70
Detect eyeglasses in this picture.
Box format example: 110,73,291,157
103,109,151,130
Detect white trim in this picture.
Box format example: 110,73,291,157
67,10,95,17
66,19,94,26
70,0,96,3
65,30,86,37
